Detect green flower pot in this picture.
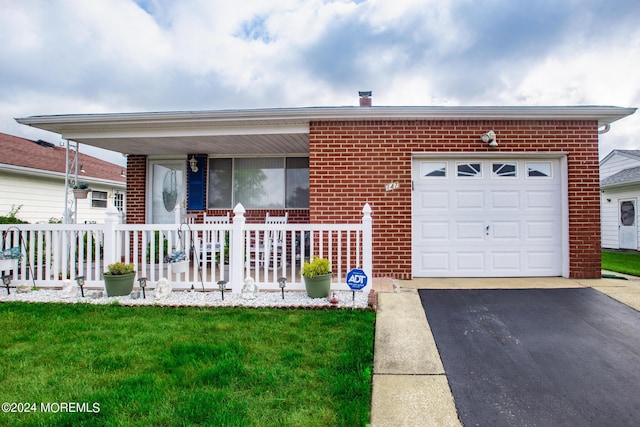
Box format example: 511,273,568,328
104,272,135,297
303,273,332,298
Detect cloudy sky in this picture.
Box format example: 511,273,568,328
1,0,638,165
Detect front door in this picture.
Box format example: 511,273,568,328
149,160,186,224
619,199,637,249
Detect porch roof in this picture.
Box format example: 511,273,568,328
16,105,636,156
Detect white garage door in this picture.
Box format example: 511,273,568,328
412,158,563,277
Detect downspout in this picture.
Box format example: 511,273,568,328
598,124,611,134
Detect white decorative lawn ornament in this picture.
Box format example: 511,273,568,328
155,278,172,301
241,277,259,300
16,283,31,293
61,280,78,298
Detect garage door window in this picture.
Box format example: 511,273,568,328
457,162,482,177
492,162,517,177
421,161,447,178
526,161,552,178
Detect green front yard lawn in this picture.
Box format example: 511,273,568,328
602,250,640,277
0,303,375,426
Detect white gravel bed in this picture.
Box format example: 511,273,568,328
0,287,370,309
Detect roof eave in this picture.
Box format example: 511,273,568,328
16,105,637,136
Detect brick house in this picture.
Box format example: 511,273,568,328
16,99,635,279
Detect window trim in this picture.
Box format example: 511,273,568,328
456,162,483,178
91,190,108,209
525,161,553,179
420,161,447,178
491,161,518,178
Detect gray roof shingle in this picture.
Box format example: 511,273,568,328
601,166,640,188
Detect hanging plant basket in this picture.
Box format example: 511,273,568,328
73,189,90,199
170,260,189,274
0,258,18,272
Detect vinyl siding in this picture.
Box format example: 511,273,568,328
0,171,124,224
601,187,640,249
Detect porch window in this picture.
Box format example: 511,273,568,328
208,157,309,209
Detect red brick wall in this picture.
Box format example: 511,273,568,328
125,155,147,224
309,120,601,279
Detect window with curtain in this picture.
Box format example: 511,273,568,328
91,190,108,208
207,157,309,209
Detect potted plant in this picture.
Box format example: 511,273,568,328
103,262,135,296
301,256,332,298
73,182,90,199
166,249,189,274
0,247,21,272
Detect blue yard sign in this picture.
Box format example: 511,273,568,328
346,268,368,291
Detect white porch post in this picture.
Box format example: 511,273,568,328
103,205,120,269
230,203,246,293
362,203,373,294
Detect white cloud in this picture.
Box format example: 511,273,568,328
0,0,638,161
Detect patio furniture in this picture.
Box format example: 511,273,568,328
248,212,288,269
199,213,230,265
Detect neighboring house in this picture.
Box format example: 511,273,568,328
16,96,636,279
600,150,640,250
0,132,126,224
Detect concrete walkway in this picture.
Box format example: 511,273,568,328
370,274,640,426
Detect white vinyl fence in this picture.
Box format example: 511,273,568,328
1,204,373,294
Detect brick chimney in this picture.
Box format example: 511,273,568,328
359,91,372,107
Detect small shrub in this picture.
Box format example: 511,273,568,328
301,256,331,278
0,205,28,224
105,262,135,275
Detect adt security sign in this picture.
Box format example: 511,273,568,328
346,269,368,291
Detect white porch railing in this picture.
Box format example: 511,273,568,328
0,204,373,295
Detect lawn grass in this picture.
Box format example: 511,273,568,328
602,250,640,277
0,303,375,426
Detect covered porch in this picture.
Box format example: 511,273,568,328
0,203,373,295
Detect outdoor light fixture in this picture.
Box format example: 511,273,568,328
189,155,199,173
138,277,148,299
76,276,86,297
2,274,11,295
217,280,227,300
278,277,287,300
481,130,498,147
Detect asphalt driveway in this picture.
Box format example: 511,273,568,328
419,287,640,426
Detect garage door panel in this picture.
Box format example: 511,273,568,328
527,191,557,209
491,221,521,240
413,158,563,277
420,252,450,273
456,252,485,272
527,251,559,270
456,221,485,240
490,251,522,272
526,221,558,239
420,221,449,240
417,190,449,210
456,191,484,209
491,191,520,210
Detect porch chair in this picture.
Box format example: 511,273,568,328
199,213,230,265
184,213,198,224
248,212,288,269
